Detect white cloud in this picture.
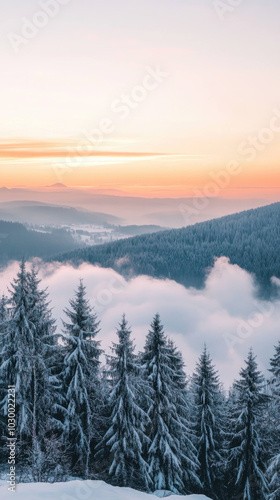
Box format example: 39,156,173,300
0,257,279,387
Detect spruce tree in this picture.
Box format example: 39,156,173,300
0,263,61,478
265,342,280,499
269,341,280,385
228,349,269,500
26,267,61,481
269,341,280,427
96,315,150,490
61,280,102,478
0,294,8,323
191,345,224,499
0,261,35,444
269,341,280,448
167,340,201,494
142,314,193,494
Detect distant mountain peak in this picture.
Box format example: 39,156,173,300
47,183,68,188
0,186,9,191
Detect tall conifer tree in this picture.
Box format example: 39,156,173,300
228,350,269,500
96,315,150,490
191,346,224,499
142,314,198,494
61,280,102,477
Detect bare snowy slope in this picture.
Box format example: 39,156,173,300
0,480,211,500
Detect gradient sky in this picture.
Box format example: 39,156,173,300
1,0,280,196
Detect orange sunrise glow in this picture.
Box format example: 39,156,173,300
0,1,279,203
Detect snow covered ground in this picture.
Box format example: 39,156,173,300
0,479,211,500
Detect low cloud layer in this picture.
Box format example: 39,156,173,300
0,257,279,387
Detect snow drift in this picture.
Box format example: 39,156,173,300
0,479,211,500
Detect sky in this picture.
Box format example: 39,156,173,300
1,0,280,197
0,257,279,387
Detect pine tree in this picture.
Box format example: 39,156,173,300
142,314,192,494
167,340,201,494
0,261,35,444
191,345,224,499
269,341,280,385
0,263,62,477
26,267,61,481
61,280,102,478
92,364,112,478
264,341,280,499
0,294,8,323
269,341,280,425
96,315,150,490
228,349,269,500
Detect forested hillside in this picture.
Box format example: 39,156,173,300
0,220,79,264
55,203,280,292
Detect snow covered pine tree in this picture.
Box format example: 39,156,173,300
96,315,150,490
228,349,269,500
191,345,225,499
61,280,102,478
166,339,201,494
0,262,63,478
142,314,200,495
0,261,35,452
266,342,280,500
26,267,62,481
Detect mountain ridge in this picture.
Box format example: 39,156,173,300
53,202,280,293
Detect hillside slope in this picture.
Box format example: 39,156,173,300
0,220,80,264
55,203,280,291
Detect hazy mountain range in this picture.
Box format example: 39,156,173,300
0,187,278,281
0,186,272,227
0,200,121,226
